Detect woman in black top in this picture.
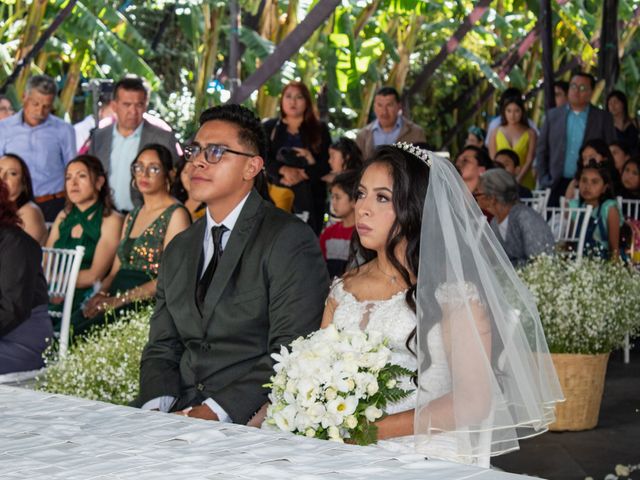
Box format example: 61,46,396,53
263,81,331,234
607,90,639,155
0,179,52,374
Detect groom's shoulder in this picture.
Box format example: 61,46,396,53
163,217,204,254
258,201,317,243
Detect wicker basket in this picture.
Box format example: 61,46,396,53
549,353,610,431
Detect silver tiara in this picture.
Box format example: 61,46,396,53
393,142,432,167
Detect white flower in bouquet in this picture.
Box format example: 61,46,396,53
265,324,415,445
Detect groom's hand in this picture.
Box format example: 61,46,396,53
186,404,219,421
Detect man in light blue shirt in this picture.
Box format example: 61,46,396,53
89,77,180,212
109,119,143,211
536,72,616,206
0,75,76,221
563,105,589,179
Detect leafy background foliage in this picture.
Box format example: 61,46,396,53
2,0,640,153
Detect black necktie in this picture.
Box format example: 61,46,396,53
196,225,228,310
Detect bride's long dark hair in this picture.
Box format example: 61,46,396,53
347,145,430,353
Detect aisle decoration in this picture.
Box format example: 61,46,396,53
37,305,153,405
264,324,414,445
519,255,640,430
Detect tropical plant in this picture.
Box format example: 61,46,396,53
3,0,640,146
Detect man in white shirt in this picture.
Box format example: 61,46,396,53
135,104,329,424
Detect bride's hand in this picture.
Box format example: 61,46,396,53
246,402,269,427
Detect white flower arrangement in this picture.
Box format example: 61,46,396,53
264,324,414,445
519,255,640,354
37,305,153,405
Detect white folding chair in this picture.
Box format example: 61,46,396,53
545,202,593,259
617,196,640,220
617,196,640,364
0,246,84,385
522,188,550,214
42,246,85,359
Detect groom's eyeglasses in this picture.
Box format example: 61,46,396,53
184,143,256,164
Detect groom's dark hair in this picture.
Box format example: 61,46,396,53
199,104,268,160
199,104,271,202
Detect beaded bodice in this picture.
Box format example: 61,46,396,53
117,203,183,276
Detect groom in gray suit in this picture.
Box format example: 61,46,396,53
135,104,329,424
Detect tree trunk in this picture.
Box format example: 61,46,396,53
598,0,619,96
540,0,555,111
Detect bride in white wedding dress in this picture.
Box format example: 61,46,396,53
320,143,563,467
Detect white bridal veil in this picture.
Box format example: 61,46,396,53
412,147,564,466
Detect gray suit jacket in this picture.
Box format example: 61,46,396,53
136,190,329,423
536,105,616,188
89,120,180,206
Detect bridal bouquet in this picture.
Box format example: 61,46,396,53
264,324,414,445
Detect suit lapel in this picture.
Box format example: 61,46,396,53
201,190,265,322
186,218,207,319
584,106,597,139
101,126,114,172
139,120,152,150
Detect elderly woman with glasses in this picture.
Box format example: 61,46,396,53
77,144,191,336
477,169,555,267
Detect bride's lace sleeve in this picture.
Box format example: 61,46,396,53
321,278,345,328
326,278,346,305
434,282,483,308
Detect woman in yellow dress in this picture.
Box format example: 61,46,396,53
488,96,538,190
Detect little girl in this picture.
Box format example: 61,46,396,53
569,160,623,259
621,158,640,199
319,170,358,278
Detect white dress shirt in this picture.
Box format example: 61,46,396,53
141,193,251,422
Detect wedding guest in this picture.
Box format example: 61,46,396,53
536,72,617,206
0,75,76,221
488,95,538,189
607,90,639,154
321,137,363,184
609,141,632,174
135,104,328,424
0,179,52,374
564,139,621,201
355,86,426,161
569,160,623,259
465,126,486,148
485,88,539,148
319,170,358,278
621,158,640,199
478,169,554,266
171,157,206,220
0,153,47,244
493,149,532,198
554,81,569,108
0,95,14,120
76,144,190,336
263,81,331,234
89,77,181,212
46,155,123,325
455,145,494,195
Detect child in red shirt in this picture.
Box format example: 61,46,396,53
320,170,358,278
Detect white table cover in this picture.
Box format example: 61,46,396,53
0,386,533,479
